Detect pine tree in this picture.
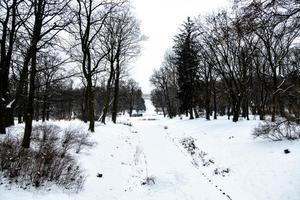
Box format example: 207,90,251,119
173,17,199,119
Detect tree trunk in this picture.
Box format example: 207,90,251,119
101,62,114,124
42,94,47,122
259,85,266,120
189,107,194,119
129,88,134,117
205,84,210,120
278,96,285,118
18,105,23,123
246,98,249,120
87,77,95,132
112,59,120,124
35,101,39,121
22,53,37,148
82,88,88,123
194,107,199,118
0,105,5,134
227,106,231,120
162,106,166,117
271,65,278,122
42,102,46,122
0,0,18,133
232,95,241,122
46,107,50,121
213,83,217,120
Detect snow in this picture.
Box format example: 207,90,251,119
0,99,299,200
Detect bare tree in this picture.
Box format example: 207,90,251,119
70,0,123,130
241,0,300,121
0,0,23,133
150,51,178,118
110,7,141,123
17,0,72,148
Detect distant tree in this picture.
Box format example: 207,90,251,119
150,51,178,118
100,4,141,123
150,89,166,116
136,97,146,113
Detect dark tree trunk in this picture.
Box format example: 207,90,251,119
162,106,166,117
0,107,5,134
189,107,194,119
22,52,37,148
87,77,95,132
278,96,285,118
205,84,211,120
259,84,266,120
194,107,199,118
18,105,23,123
227,106,231,120
129,89,134,117
35,101,39,121
82,88,88,123
101,62,114,124
245,98,249,120
42,101,46,122
0,0,18,133
42,90,47,122
232,95,241,122
213,83,217,120
46,108,50,121
112,59,120,124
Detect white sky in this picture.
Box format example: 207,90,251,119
130,0,231,94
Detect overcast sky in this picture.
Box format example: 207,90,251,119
129,0,231,94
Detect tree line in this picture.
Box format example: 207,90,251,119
0,0,144,148
150,0,300,122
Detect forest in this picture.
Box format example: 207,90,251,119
0,0,145,142
151,0,299,121
0,0,299,199
150,0,300,139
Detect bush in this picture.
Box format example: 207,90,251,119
253,119,300,141
181,137,197,155
62,127,93,154
0,124,93,191
141,176,156,186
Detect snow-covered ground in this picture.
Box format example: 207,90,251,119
1,99,299,200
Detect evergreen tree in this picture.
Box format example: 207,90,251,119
173,17,199,119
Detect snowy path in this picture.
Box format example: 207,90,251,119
1,99,299,200
132,119,227,200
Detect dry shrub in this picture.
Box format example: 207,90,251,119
181,137,197,155
253,119,300,141
0,123,93,191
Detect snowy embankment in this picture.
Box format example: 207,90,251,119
1,100,299,200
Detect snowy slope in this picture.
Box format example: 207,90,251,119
0,101,299,200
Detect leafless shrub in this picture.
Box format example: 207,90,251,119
214,168,230,177
31,124,61,150
253,119,300,141
181,137,197,155
0,124,92,191
74,131,94,154
141,176,156,186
